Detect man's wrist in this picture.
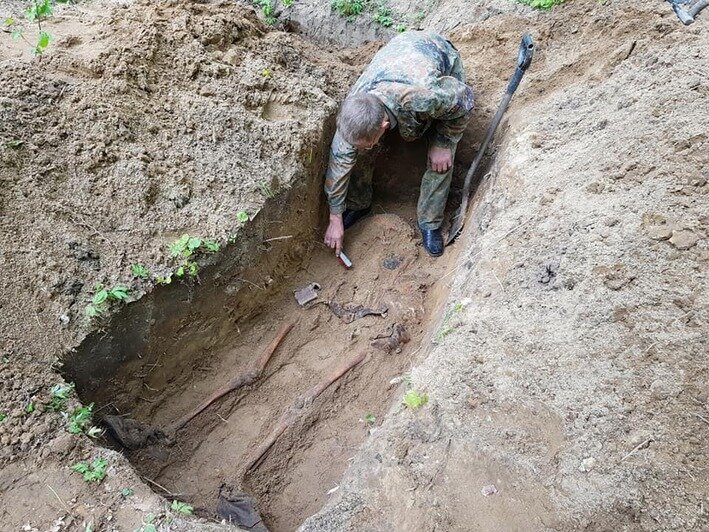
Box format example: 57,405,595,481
329,212,344,221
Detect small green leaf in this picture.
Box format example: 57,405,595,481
203,240,220,253
92,289,108,305
108,285,129,301
175,266,185,278
186,262,198,277
37,31,50,50
186,237,202,252
131,264,149,278
121,487,135,498
403,389,428,410
171,500,194,515
365,413,376,424
71,463,89,474
25,402,35,414
236,211,249,223
11,30,23,41
4,17,15,26
156,275,172,285
0,414,7,422
71,457,108,482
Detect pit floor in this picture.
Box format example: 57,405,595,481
116,188,459,531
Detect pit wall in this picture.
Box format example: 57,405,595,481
62,115,336,413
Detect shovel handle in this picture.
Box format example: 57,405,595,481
506,34,535,95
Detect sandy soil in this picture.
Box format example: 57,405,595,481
0,0,707,530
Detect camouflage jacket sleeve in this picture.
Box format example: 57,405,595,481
324,129,358,215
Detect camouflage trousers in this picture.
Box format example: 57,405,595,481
346,140,459,231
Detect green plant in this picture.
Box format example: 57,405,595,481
364,413,376,425
171,500,194,515
0,414,6,422
25,402,35,414
121,487,135,498
434,300,465,342
131,264,150,279
395,23,406,32
138,513,158,532
413,9,426,23
85,283,130,318
66,403,93,434
331,0,365,18
5,0,70,55
5,139,24,148
403,389,429,410
283,0,294,6
257,0,277,24
256,179,276,199
237,210,250,223
261,67,273,78
46,382,75,412
156,274,172,285
167,234,219,280
373,4,393,27
516,0,566,9
71,457,108,482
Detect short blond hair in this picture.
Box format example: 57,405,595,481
337,94,386,145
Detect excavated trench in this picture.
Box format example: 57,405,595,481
60,33,494,530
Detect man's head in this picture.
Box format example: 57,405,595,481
337,94,390,150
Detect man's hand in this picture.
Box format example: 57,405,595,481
428,146,453,173
324,213,344,256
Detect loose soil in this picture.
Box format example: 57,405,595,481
1,0,707,531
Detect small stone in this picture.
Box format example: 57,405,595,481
646,225,673,241
48,432,75,456
579,457,596,472
669,230,698,250
481,484,498,496
650,379,678,400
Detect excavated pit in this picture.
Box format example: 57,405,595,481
60,127,492,530
53,7,502,522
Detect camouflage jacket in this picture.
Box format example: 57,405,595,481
324,31,475,214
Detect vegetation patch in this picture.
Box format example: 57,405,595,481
516,0,567,10
71,457,109,483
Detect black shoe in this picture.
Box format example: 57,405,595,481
342,207,372,230
419,226,444,257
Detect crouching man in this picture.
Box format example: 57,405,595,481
323,31,474,257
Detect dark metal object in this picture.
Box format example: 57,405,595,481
668,0,709,24
446,34,535,246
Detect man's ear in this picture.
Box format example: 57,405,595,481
382,119,390,130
